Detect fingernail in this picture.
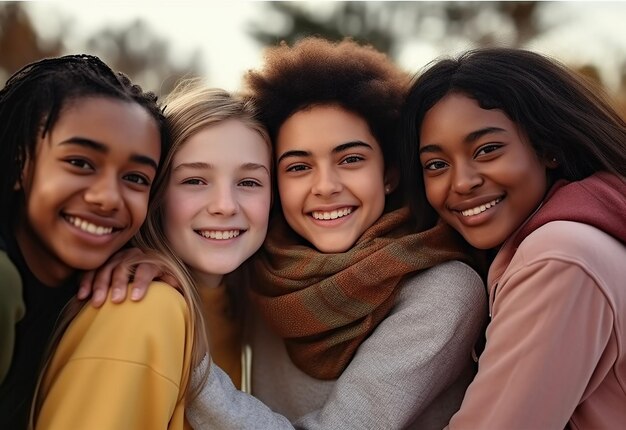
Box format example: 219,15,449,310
131,289,142,300
77,287,87,300
93,290,105,303
111,290,123,302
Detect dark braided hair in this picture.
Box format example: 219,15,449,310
0,54,169,228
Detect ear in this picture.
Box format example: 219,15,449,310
383,167,400,195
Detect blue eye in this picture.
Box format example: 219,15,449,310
182,178,205,185
239,179,262,187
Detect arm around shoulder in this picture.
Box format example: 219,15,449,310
36,282,193,430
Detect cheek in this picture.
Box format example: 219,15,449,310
128,192,151,223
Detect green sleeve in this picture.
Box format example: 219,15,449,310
0,250,24,383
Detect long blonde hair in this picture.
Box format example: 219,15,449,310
31,80,271,426
133,78,271,387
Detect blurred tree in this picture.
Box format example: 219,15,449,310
85,19,202,95
248,2,541,58
248,1,625,117
0,2,202,95
0,2,62,82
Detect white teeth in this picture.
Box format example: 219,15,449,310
312,207,352,220
66,216,113,235
199,230,241,240
461,198,502,217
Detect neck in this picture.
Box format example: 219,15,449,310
192,270,224,290
15,221,74,287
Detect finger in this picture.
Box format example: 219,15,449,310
90,261,116,308
129,263,161,301
77,270,96,300
109,263,134,303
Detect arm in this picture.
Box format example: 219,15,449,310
187,261,486,430
36,282,193,430
295,260,486,430
186,357,294,429
448,244,616,428
0,249,24,383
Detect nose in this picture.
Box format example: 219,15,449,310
311,166,342,197
451,162,483,194
83,172,122,213
207,183,238,216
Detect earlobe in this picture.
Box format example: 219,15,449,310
383,167,400,195
546,156,559,169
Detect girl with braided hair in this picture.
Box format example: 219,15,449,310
0,55,205,430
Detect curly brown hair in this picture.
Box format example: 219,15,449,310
244,37,409,170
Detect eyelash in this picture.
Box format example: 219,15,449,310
65,158,150,186
475,143,502,157
340,155,365,164
239,179,262,187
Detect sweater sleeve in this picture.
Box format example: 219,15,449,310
186,261,487,430
295,260,486,430
448,224,619,429
0,249,24,384
36,282,193,430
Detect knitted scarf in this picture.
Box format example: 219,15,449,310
251,207,473,380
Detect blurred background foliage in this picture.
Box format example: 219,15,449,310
1,1,625,114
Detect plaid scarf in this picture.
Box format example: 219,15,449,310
251,207,472,380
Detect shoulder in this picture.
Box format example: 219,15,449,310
76,281,190,338
400,260,486,307
393,261,487,327
515,221,625,280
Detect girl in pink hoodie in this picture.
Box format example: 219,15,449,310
401,47,626,429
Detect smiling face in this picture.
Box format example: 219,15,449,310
17,96,161,286
276,105,388,253
163,119,271,287
419,93,550,249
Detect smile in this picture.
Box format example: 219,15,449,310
65,215,114,236
460,198,503,217
311,207,353,220
197,229,242,240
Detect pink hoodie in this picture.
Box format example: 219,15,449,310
449,172,626,429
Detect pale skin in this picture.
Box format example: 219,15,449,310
80,119,271,305
81,104,397,304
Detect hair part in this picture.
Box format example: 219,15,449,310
400,47,626,230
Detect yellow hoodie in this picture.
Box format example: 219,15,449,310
36,282,193,430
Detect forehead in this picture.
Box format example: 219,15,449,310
421,94,515,142
175,119,271,166
50,96,161,159
277,105,380,151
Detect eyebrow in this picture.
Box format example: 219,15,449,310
419,127,506,155
277,140,373,164
173,161,270,176
59,137,158,170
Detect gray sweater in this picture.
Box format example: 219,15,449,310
187,260,487,429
